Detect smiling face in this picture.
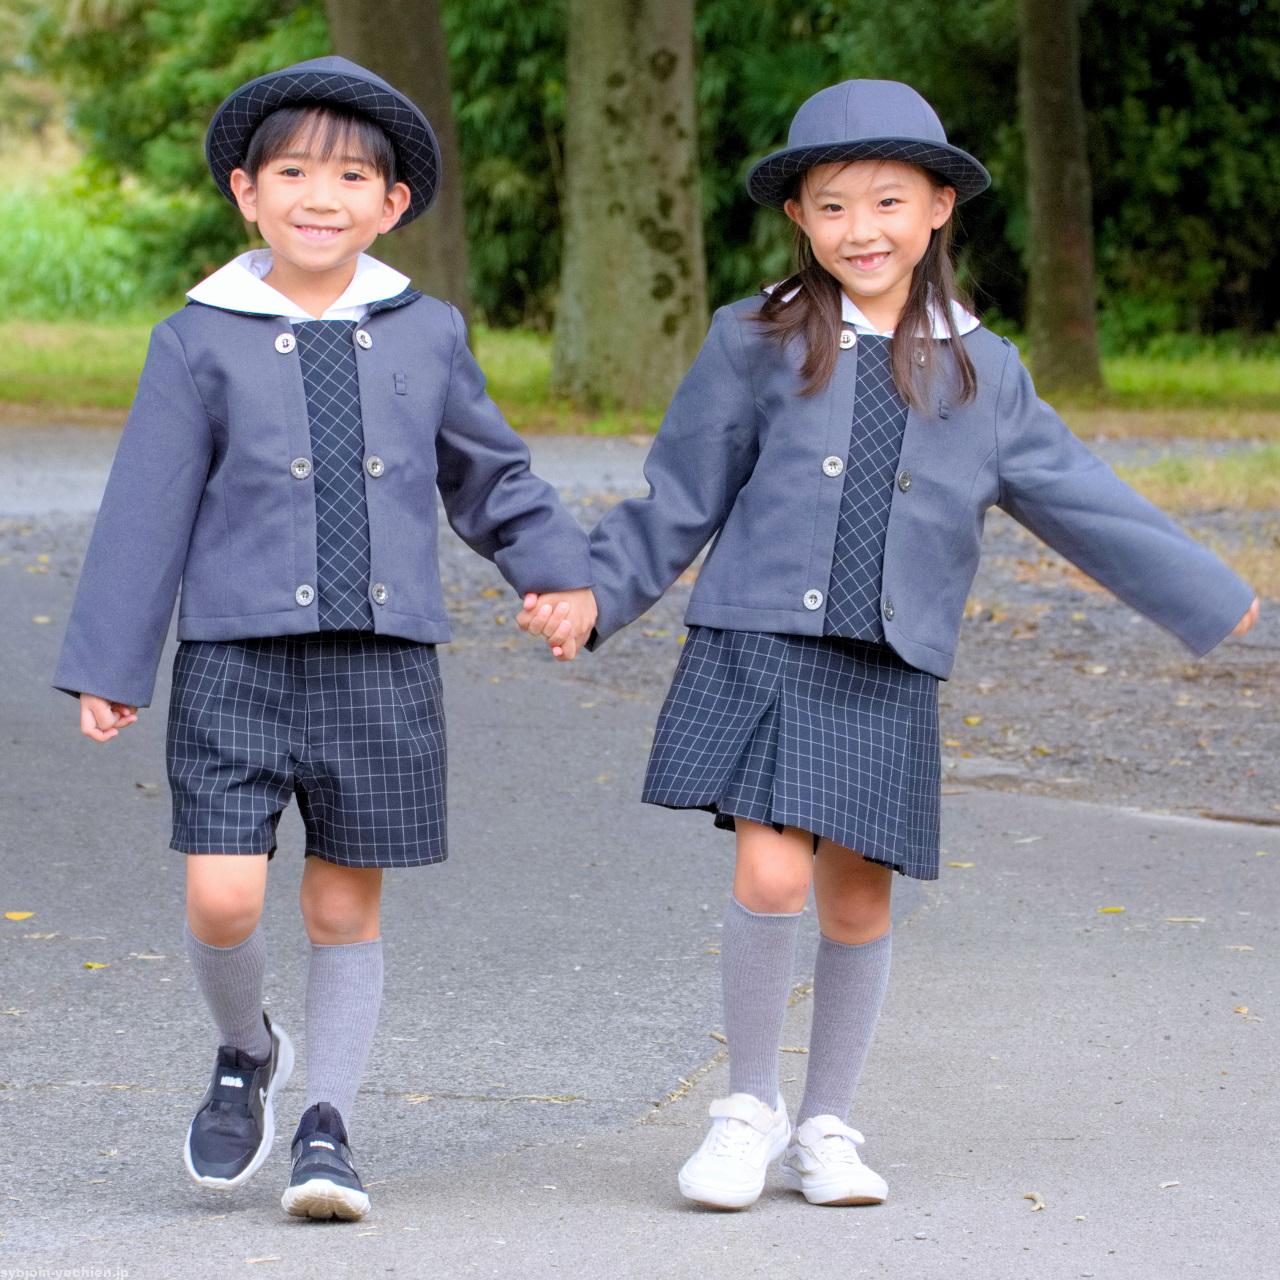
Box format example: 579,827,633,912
228,107,410,311
784,158,956,333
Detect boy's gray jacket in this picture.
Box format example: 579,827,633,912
589,296,1253,676
54,295,591,707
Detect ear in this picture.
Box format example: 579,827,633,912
379,181,413,233
229,168,259,224
782,196,807,232
930,184,957,229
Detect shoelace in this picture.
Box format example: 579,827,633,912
811,1131,862,1163
708,1118,765,1158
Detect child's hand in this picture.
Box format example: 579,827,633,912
517,588,598,660
1230,597,1260,638
79,693,138,742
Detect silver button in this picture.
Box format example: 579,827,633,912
839,329,857,350
370,582,389,606
803,589,824,611
883,598,895,621
355,329,373,350
295,584,315,606
898,470,912,493
290,457,312,480
274,332,296,354
822,455,845,478
365,455,385,478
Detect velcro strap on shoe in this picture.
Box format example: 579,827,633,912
708,1094,775,1132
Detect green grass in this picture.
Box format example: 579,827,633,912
2,316,1277,438
1117,445,1280,512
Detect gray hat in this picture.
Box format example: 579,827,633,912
205,56,442,228
747,79,990,208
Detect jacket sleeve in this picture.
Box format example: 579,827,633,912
995,345,1254,656
586,306,761,647
52,321,213,707
435,305,591,594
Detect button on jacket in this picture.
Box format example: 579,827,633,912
587,294,1254,677
54,293,592,707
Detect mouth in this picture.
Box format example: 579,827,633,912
293,224,347,240
846,252,890,272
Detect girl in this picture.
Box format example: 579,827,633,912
55,56,594,1222
521,79,1259,1210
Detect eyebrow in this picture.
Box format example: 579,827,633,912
277,152,374,167
813,181,908,198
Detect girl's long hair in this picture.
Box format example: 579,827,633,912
755,171,978,409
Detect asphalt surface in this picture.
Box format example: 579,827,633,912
1,425,1276,1278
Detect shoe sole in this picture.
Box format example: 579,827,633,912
281,1177,370,1221
183,1023,296,1190
677,1124,790,1211
778,1164,887,1206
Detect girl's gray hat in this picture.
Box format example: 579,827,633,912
747,79,990,208
205,55,442,227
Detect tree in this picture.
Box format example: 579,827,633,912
552,0,706,410
1018,0,1103,390
324,0,470,319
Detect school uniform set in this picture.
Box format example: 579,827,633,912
52,56,591,1220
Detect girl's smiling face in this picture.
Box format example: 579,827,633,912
784,159,956,331
228,112,410,304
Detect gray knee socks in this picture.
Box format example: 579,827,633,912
304,938,384,1126
184,921,271,1060
796,929,891,1125
722,896,802,1106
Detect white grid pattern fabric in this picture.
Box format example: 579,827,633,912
823,335,908,641
295,320,375,632
642,628,940,880
166,635,448,867
206,63,441,226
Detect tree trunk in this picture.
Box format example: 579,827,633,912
1017,0,1103,392
552,0,707,410
324,0,471,321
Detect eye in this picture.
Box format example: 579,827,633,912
822,203,844,214
342,171,367,182
279,166,303,178
879,198,901,209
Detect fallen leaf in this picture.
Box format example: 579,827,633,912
1233,1006,1249,1016
1257,851,1274,857
480,588,501,598
2,1008,27,1017
35,554,50,563
963,715,984,726
32,616,51,625
1097,906,1126,914
24,932,59,940
1071,612,1087,622
404,1093,433,1105
1164,917,1206,924
943,737,962,748
1012,836,1042,845
1023,1191,1046,1211
1159,1181,1181,1189
1080,663,1109,676
947,861,975,869
595,773,610,783
1225,945,1254,952
709,1031,727,1044
1031,745,1054,756
779,1046,809,1054
83,961,109,970
4,911,34,922
641,628,671,638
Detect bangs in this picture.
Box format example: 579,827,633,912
243,104,398,186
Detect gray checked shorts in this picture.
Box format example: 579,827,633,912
166,633,447,866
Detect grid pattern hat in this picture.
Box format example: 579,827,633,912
205,56,442,228
746,80,990,209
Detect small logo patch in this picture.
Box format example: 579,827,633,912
309,1139,336,1151
219,1075,245,1088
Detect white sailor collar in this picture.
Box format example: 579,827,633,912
766,281,980,339
186,249,411,322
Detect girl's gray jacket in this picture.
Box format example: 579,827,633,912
588,295,1253,676
53,294,592,708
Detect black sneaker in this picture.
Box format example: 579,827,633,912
281,1101,370,1221
183,1012,294,1188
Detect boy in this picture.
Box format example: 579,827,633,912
54,56,596,1220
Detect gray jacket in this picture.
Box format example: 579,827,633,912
588,295,1253,677
54,294,591,707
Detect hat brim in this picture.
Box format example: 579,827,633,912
205,68,442,228
746,136,990,208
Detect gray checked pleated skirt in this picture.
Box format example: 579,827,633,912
642,627,941,879
166,633,447,866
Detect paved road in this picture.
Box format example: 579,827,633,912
1,425,1276,1278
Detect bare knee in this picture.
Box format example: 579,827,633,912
186,874,265,946
300,862,381,944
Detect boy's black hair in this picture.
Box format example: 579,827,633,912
241,103,399,187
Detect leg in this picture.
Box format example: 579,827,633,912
799,839,893,1125
184,853,271,1058
298,857,384,1126
723,820,813,1105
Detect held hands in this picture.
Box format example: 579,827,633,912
516,588,598,660
79,693,138,742
1231,597,1261,638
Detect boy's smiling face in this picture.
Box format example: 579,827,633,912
229,112,410,313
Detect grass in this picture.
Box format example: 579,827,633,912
1117,446,1280,512
1,317,1277,440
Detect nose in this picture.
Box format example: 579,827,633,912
843,206,881,247
301,176,341,211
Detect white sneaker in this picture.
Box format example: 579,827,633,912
779,1115,888,1206
677,1093,790,1210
